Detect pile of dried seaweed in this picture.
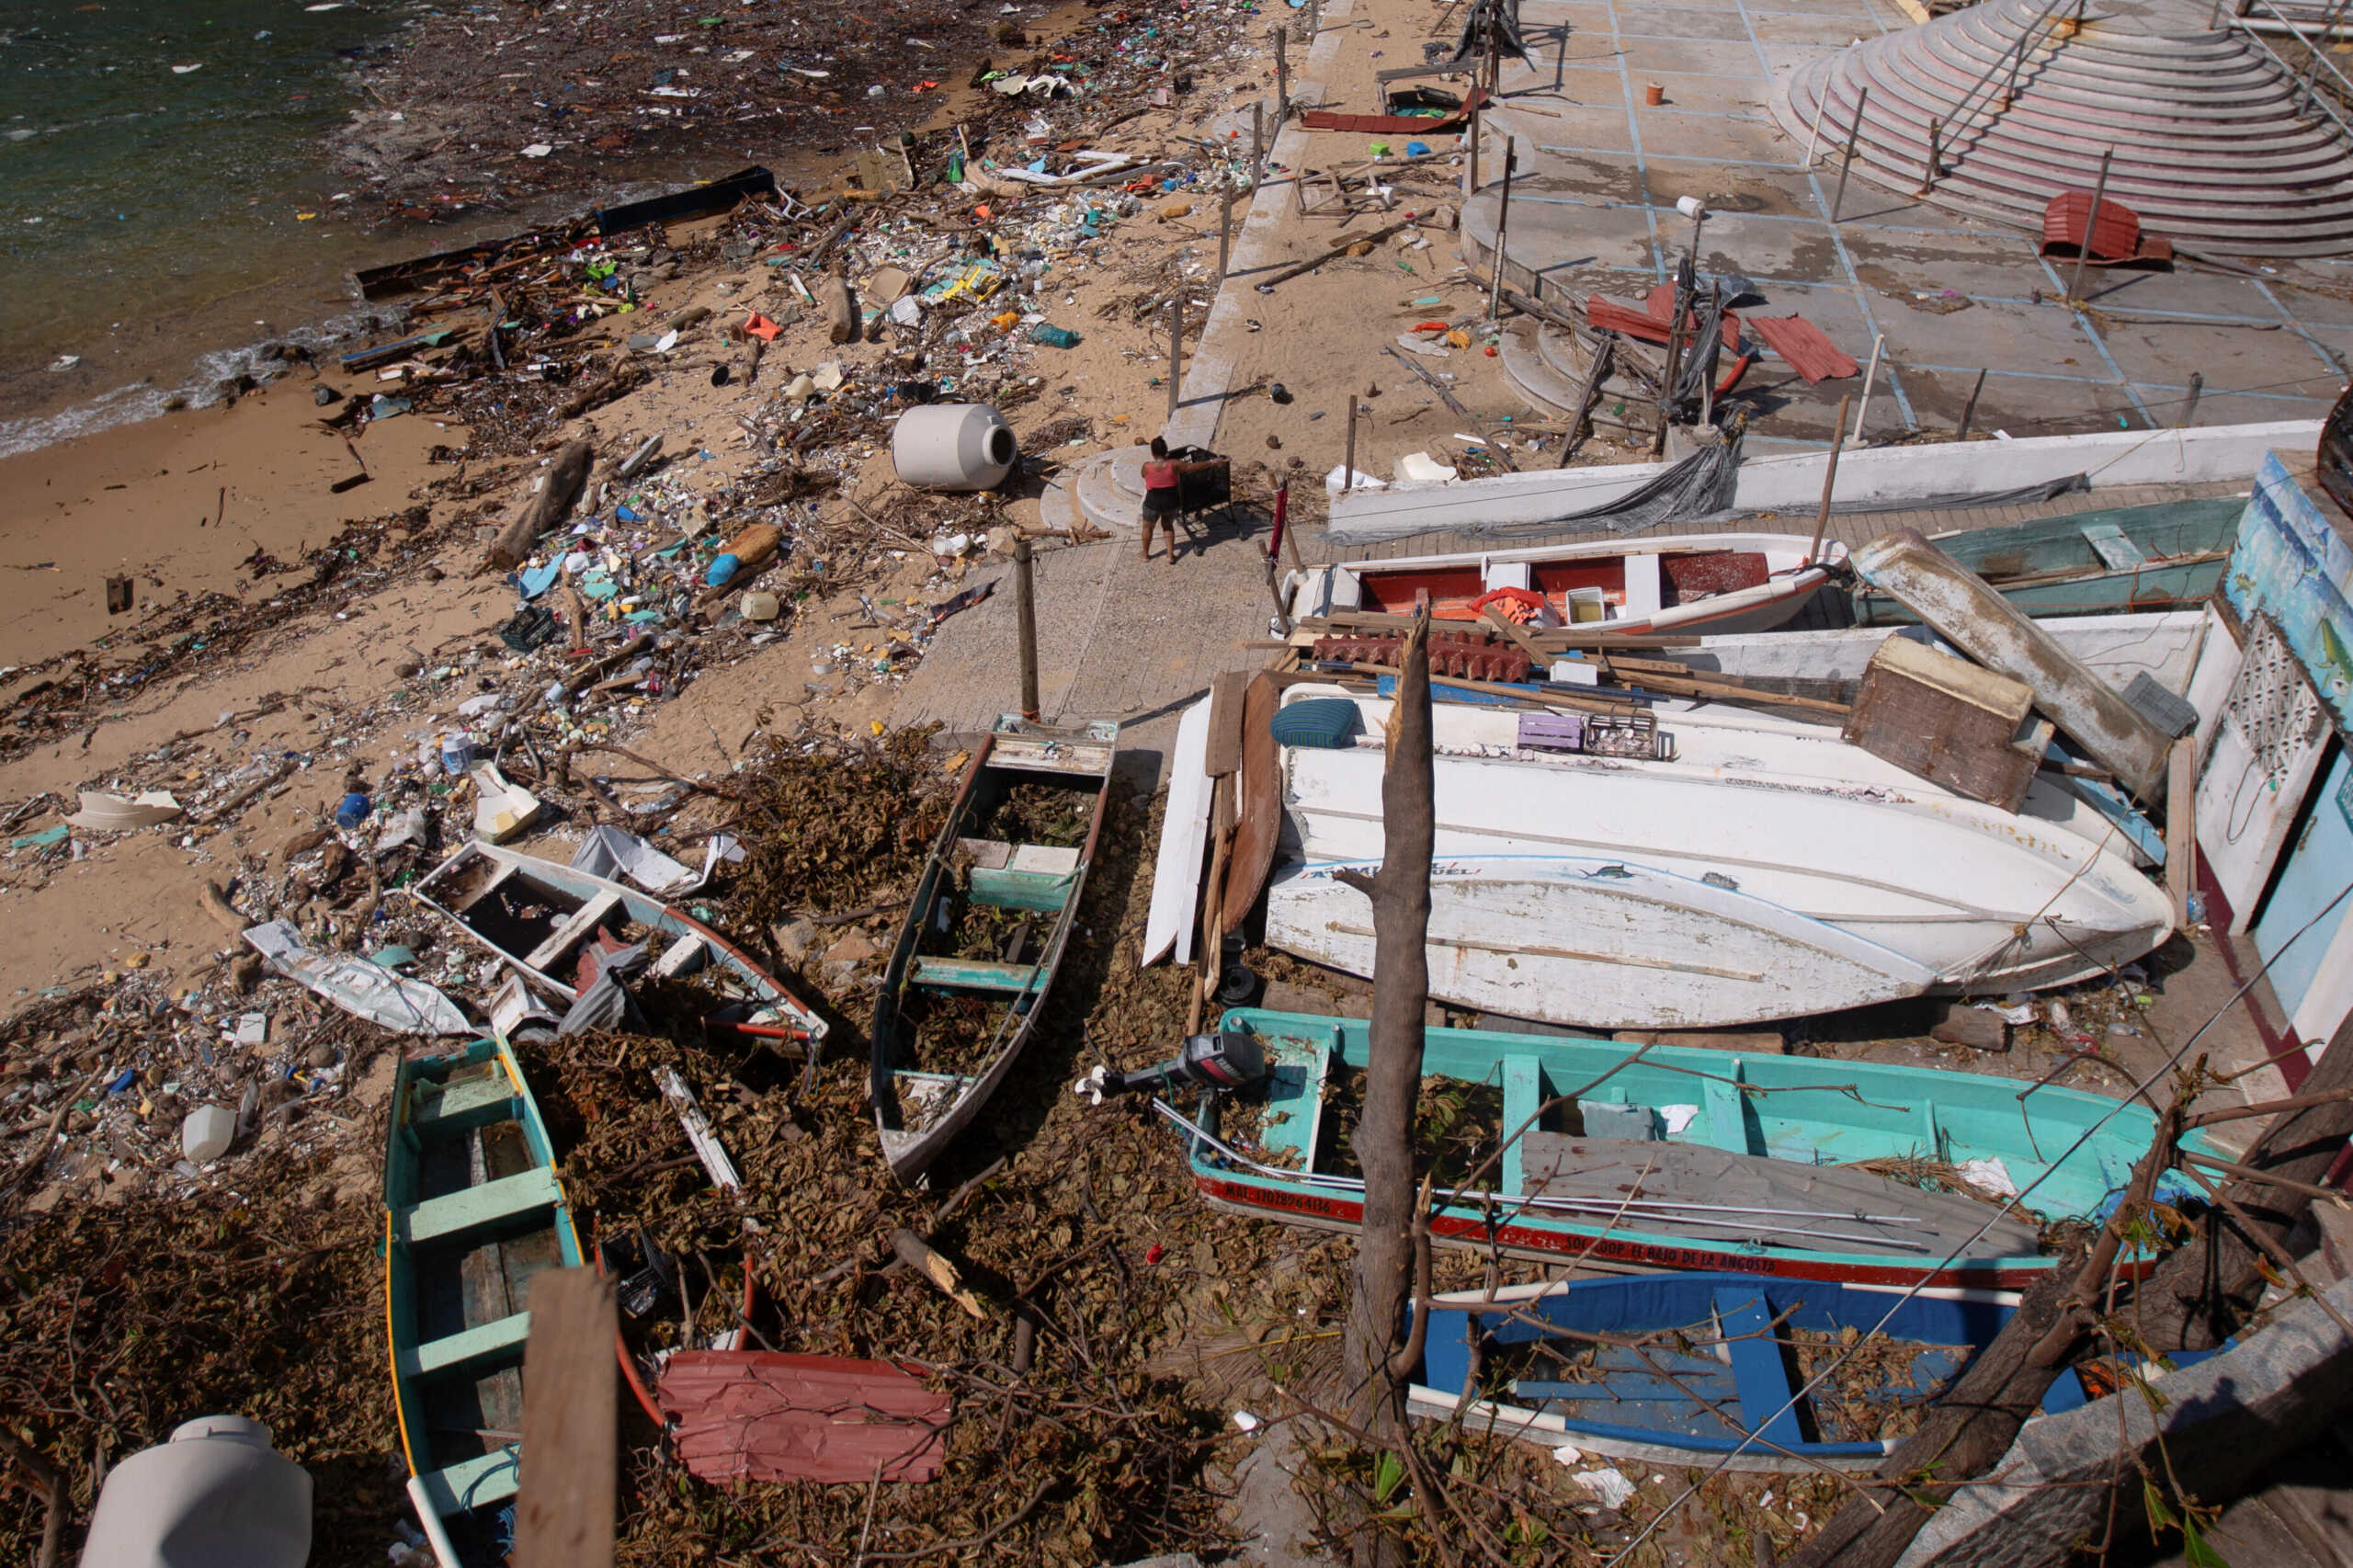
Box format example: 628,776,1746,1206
724,726,957,927
0,1147,400,1564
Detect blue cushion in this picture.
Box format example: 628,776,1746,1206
1268,698,1361,749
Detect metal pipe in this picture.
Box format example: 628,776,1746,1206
2067,146,2115,304
1831,86,1869,222
1851,334,1884,442
1167,293,1184,423
1809,393,1852,566
1487,138,1518,322
1956,366,1988,440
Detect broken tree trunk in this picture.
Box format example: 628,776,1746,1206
481,438,595,574
2136,1013,2353,1351
1335,615,1435,1568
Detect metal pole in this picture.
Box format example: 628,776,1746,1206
1013,536,1040,722
1831,86,1869,223
1851,332,1884,443
1956,366,1987,440
2066,145,2115,303
1808,394,1854,566
1654,294,1686,458
1275,27,1289,124
1556,19,1569,90
1487,139,1517,323
1919,119,1941,194
1344,394,1359,493
1218,186,1233,279
1802,75,1833,165
1307,0,1320,38
1700,279,1720,428
1167,293,1184,424
1468,102,1482,194
2179,369,2205,427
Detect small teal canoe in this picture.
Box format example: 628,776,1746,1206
1181,1010,2214,1290
385,1037,581,1565
1849,496,2241,625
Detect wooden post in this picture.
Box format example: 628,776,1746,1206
512,1268,617,1568
2180,369,2205,427
1808,394,1853,566
1219,185,1234,279
1014,536,1040,722
1485,139,1517,323
1252,100,1265,182
1851,332,1884,443
2067,145,2116,304
1831,86,1870,222
1918,118,1941,194
1344,393,1360,492
1654,288,1687,458
1307,0,1321,37
1557,335,1613,467
1275,27,1289,123
2165,735,2197,928
1956,366,1988,440
1167,294,1184,424
1468,102,1482,194
1699,278,1721,428
1556,17,1569,88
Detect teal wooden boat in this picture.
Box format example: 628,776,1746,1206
1848,497,2242,625
1178,1010,2215,1290
385,1037,582,1565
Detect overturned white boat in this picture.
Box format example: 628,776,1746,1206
1261,685,2173,1029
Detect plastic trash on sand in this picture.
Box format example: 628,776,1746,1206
1574,1468,1636,1509
571,825,742,897
244,921,471,1035
468,760,543,843
64,790,183,830
1325,465,1386,495
1394,451,1459,484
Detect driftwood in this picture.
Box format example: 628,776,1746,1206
0,1426,64,1568
553,360,649,422
891,1229,988,1321
1254,213,1425,290
1336,617,1436,1460
482,438,595,574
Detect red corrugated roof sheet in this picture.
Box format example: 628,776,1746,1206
2040,191,2174,267
1746,314,1859,384
1302,88,1484,135
656,1351,950,1484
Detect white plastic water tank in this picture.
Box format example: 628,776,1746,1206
81,1415,312,1568
892,403,1017,491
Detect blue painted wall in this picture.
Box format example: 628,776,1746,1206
2232,453,2353,731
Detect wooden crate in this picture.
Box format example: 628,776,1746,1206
1843,636,2050,813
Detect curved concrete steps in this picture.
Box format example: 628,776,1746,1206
1769,0,2353,255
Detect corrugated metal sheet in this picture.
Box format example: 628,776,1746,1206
655,1351,950,1484
1746,315,1859,384
1301,87,1483,135
2040,192,2175,267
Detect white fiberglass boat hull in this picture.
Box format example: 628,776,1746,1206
1262,688,2172,1028
1142,697,1213,968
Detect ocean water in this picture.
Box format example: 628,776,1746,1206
0,0,420,453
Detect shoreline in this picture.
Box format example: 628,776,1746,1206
0,0,1085,460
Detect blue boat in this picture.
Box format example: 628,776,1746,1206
1181,1010,2218,1290
384,1037,583,1565
1409,1272,2219,1471
1848,497,2241,625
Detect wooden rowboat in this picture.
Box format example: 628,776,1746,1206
410,840,826,1070
1287,531,1845,638
385,1037,582,1564
1848,497,2241,625
1178,1010,2216,1290
1408,1273,2218,1471
871,715,1119,1185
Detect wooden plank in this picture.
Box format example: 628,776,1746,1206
403,1167,563,1245
909,957,1042,992
402,1309,535,1381
513,1268,617,1568
1205,668,1250,778
2166,734,2197,930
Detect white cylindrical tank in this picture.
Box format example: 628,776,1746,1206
892,404,1017,491
81,1415,312,1568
